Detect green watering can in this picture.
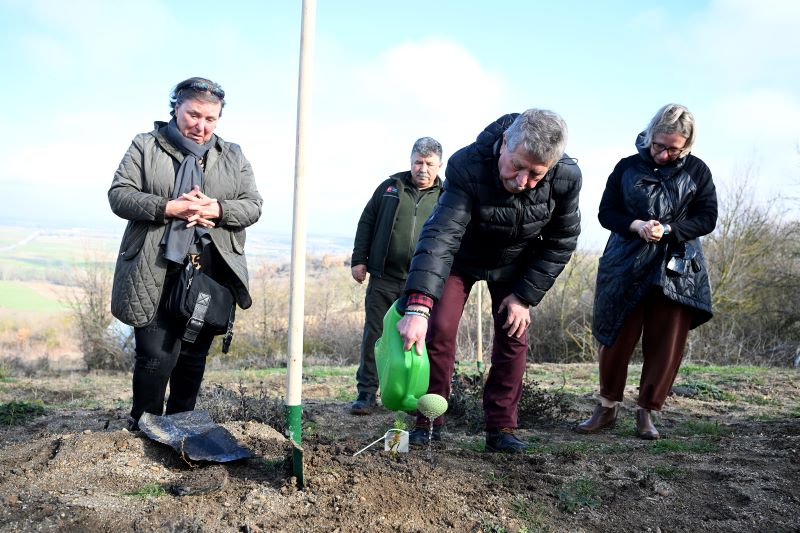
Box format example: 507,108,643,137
375,301,448,419
375,301,429,412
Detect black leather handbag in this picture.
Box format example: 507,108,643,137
166,262,236,353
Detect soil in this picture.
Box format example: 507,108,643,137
0,364,798,532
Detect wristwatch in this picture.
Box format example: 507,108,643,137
663,224,672,235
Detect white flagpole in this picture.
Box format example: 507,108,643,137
286,0,316,487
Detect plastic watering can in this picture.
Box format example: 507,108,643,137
375,301,430,412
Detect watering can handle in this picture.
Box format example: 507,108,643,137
406,343,420,391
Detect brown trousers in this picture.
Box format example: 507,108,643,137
599,289,693,411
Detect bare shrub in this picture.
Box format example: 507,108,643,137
197,381,286,434
302,262,364,364
221,262,291,367
215,258,365,367
451,253,597,366
445,373,484,432
68,260,132,371
528,251,598,363
456,283,492,372
517,377,574,425
696,169,800,365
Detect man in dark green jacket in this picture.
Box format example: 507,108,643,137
349,137,444,414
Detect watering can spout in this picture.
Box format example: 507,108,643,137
375,300,430,412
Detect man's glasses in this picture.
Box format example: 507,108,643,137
178,80,225,99
651,142,684,157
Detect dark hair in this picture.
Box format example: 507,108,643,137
169,77,226,117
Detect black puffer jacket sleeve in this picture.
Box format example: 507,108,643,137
669,158,717,242
597,159,636,237
404,165,474,299
514,161,582,306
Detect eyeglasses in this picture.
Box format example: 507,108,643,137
651,142,684,157
177,80,225,99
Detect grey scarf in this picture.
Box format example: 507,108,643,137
161,119,216,263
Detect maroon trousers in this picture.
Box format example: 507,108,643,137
599,289,693,411
416,271,528,430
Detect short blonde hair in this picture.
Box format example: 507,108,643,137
642,103,696,153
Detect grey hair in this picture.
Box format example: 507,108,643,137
504,109,568,165
642,103,696,152
410,137,443,159
169,77,226,117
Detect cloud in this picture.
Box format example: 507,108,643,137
303,37,511,237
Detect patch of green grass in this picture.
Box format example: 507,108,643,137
611,417,638,438
486,470,509,484
218,368,286,380
678,364,769,377
49,398,104,410
788,403,800,417
740,394,781,406
676,419,729,437
303,420,319,437
646,464,687,479
124,484,166,498
674,379,736,401
646,438,717,454
746,413,781,422
333,386,351,402
0,281,67,312
511,496,550,532
458,438,486,452
257,457,285,469
596,442,637,454
481,521,509,533
555,478,601,513
552,441,596,457
0,400,46,425
305,366,354,378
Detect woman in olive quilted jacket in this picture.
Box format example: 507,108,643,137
108,77,262,430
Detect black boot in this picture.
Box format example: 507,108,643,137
349,392,377,415
485,428,527,453
409,425,443,446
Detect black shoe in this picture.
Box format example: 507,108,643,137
485,428,527,454
349,392,377,415
127,416,140,432
409,426,442,446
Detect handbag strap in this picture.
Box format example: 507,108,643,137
183,291,212,343
221,306,235,353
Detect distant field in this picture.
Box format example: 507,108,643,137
0,226,118,283
0,280,69,312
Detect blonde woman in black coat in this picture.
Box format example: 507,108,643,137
578,104,717,440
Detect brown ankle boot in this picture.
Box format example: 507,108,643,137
576,404,618,433
636,409,660,440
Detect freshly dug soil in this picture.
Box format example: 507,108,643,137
0,364,798,532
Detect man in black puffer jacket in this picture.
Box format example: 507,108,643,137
397,109,582,453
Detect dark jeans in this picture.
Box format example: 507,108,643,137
130,272,215,422
356,275,406,395
415,271,528,430
599,289,693,411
